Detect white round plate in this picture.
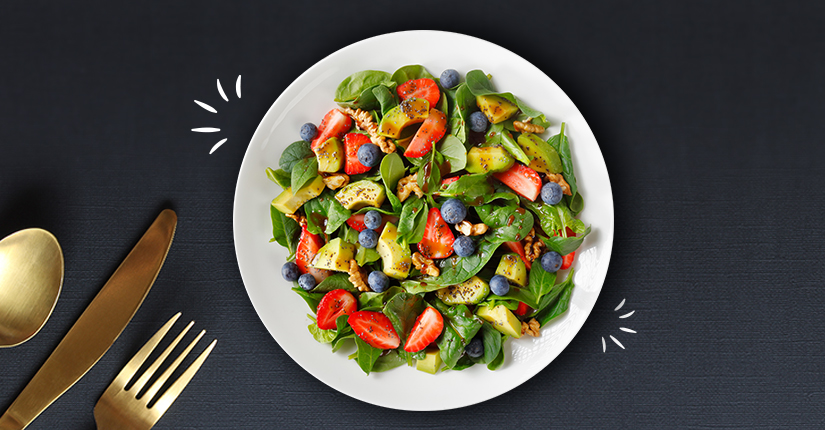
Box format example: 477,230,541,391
234,30,614,411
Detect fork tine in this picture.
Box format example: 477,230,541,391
142,329,205,403
151,338,217,415
111,313,181,388
130,320,194,395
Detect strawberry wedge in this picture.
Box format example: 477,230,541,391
396,78,440,109
344,132,372,175
417,207,455,259
404,108,446,158
295,226,331,283
493,163,542,201
346,213,399,232
311,109,352,151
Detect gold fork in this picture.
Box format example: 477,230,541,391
94,313,217,430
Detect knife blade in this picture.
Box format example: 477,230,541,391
0,209,177,430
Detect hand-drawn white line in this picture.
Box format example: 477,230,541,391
194,100,217,113
603,299,636,353
210,138,228,155
193,75,241,154
217,79,229,102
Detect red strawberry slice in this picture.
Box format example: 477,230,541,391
311,109,353,151
396,78,440,110
344,133,372,175
417,207,455,259
316,289,357,330
345,213,399,232
403,307,444,352
295,226,331,283
404,108,446,158
515,302,531,317
493,163,542,201
348,311,400,349
504,241,531,270
440,176,460,188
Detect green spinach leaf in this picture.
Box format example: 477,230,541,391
372,85,398,116
279,140,314,172
307,315,337,344
372,350,407,372
270,205,300,256
354,336,383,375
358,286,404,309
464,70,548,122
404,239,505,290
331,314,354,352
438,174,494,203
487,334,508,370
475,204,534,243
355,246,381,266
446,83,475,144
437,324,464,370
312,273,358,293
473,322,503,365
536,270,575,327
391,65,435,87
546,123,578,198
335,70,394,104
438,135,467,173
290,157,318,191
431,299,483,342
383,292,426,343
541,225,591,256
291,287,324,312
499,130,531,165
526,260,557,301
452,355,476,371
325,197,350,235
397,198,427,244
380,152,406,212
266,167,292,189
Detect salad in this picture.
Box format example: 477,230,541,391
266,65,589,375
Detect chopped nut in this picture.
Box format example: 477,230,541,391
521,318,541,337
513,117,546,134
348,260,370,292
456,221,489,236
322,172,350,190
340,107,395,153
546,173,572,196
286,213,307,228
412,252,439,277
523,228,545,262
397,173,424,202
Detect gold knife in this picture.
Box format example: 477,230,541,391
0,209,177,430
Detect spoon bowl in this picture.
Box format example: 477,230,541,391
0,228,64,348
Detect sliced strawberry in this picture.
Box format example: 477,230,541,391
504,241,531,270
404,108,446,158
417,207,455,259
493,163,542,201
403,307,444,352
316,289,357,330
311,109,353,151
440,176,460,188
396,78,440,109
346,213,399,232
295,226,331,283
348,311,400,349
344,133,372,175
515,302,531,317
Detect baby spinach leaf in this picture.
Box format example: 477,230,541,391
279,140,314,172
546,123,578,198
499,130,531,165
487,334,508,370
372,350,407,372
397,198,427,244
446,83,475,143
303,189,332,235
291,287,325,312
325,197,350,235
409,239,505,288
437,324,464,370
330,314,354,352
312,273,358,293
358,286,404,309
540,226,591,256
372,85,398,115
340,224,360,245
290,157,318,191
535,275,570,314
536,270,575,327
397,349,426,366
335,70,393,104
485,123,504,146
475,203,534,243
498,286,540,310
438,135,467,173
270,205,300,256
307,315,337,344
383,292,426,343
391,65,435,87
566,193,585,216
465,70,547,122
417,149,442,196
266,167,291,189
431,299,483,342
438,174,494,203
354,336,383,375
380,152,406,212
452,356,476,371
527,261,557,301
473,322,503,365
355,246,381,266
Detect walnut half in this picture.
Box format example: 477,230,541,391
521,318,541,337
412,252,439,277
322,173,350,190
397,173,423,202
523,227,545,262
513,117,546,134
455,221,488,236
347,260,370,292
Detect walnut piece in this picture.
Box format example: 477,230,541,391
340,107,395,153
546,173,572,196
455,221,489,236
348,260,370,292
523,228,545,262
286,213,307,228
322,173,350,190
513,117,546,134
397,173,424,202
521,318,541,337
412,252,439,277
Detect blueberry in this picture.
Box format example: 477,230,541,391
440,198,467,224
357,143,382,167
541,182,563,205
298,273,316,291
465,336,483,358
490,275,510,296
364,210,382,230
300,123,317,142
440,69,459,89
541,251,563,273
469,111,488,133
281,262,300,282
453,236,475,257
359,229,378,249
368,271,389,293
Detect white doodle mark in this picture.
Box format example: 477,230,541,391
236,75,242,99
194,100,217,113
609,335,625,349
217,79,228,102
209,138,228,154
193,75,241,154
603,299,636,352
192,127,220,132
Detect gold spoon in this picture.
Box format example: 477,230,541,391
0,228,63,348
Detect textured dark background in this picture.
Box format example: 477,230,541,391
1,1,824,428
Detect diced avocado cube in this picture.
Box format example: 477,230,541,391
416,348,442,374
477,305,522,338
376,222,411,280
378,98,429,138
271,176,325,214
334,180,386,210
435,276,490,305
495,254,527,287
314,137,344,173
516,133,563,174
310,238,355,272
465,147,514,174
476,94,518,124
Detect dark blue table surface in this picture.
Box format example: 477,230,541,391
2,1,824,428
